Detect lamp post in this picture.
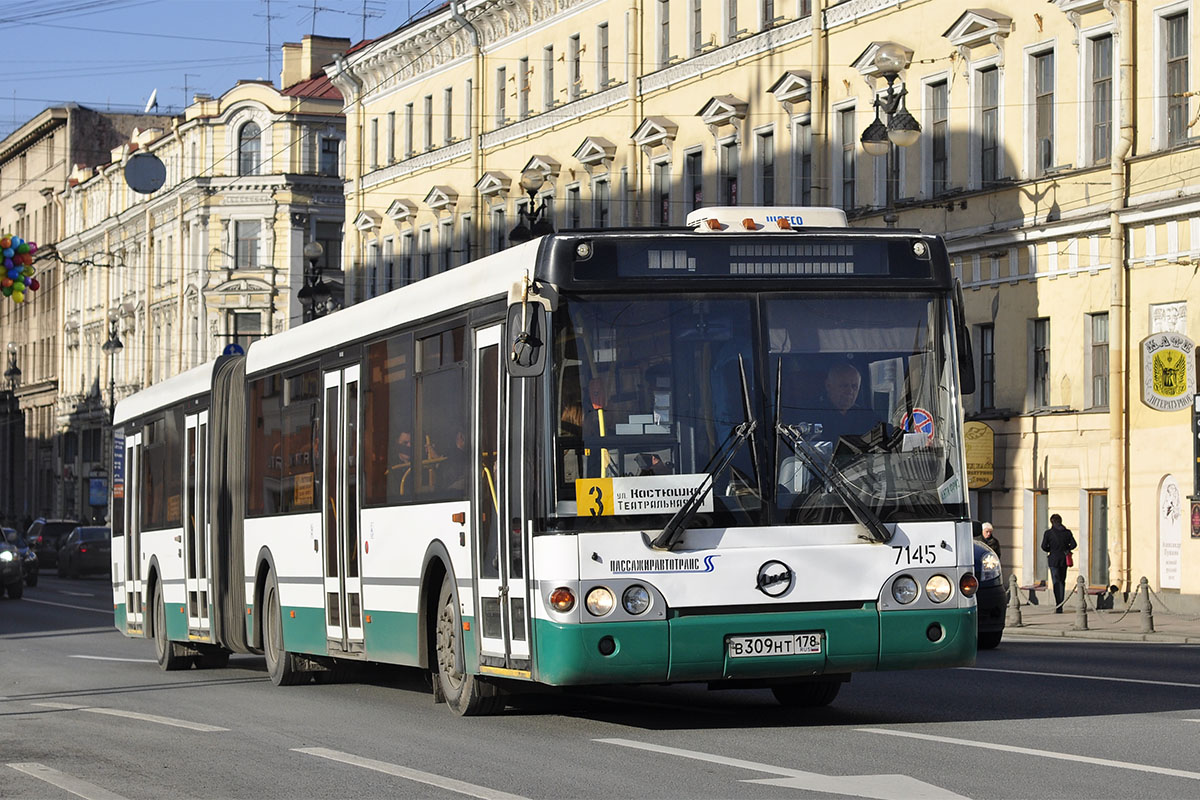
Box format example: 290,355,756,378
298,240,332,322
860,42,922,227
4,342,20,525
102,310,123,422
508,169,556,244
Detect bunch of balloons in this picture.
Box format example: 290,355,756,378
0,235,38,303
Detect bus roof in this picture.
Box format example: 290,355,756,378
245,237,542,376
113,358,218,426
685,206,848,231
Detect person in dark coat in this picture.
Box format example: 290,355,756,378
1041,513,1077,613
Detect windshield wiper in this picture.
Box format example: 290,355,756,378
773,363,892,544
649,354,758,552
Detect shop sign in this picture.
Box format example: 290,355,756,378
1141,332,1195,411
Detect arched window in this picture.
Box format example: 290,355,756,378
238,122,261,176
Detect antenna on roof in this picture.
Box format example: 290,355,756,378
143,89,158,114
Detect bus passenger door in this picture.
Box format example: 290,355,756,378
124,432,144,633
474,325,531,672
322,365,365,655
184,412,211,640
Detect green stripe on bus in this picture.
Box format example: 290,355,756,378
878,606,976,670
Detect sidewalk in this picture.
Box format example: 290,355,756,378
1002,587,1200,644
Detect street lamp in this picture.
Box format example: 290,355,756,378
298,240,332,322
860,42,922,227
4,342,20,526
102,309,123,421
508,169,556,244
3,342,19,393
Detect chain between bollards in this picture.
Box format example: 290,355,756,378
1073,574,1089,631
1006,574,1023,627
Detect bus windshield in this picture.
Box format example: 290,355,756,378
548,292,966,529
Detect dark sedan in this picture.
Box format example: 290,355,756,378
0,538,23,598
57,526,112,578
2,527,38,586
26,519,79,569
974,537,1005,650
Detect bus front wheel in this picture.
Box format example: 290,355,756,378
434,574,502,716
264,574,305,686
771,680,841,708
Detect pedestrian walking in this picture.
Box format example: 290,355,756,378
1041,513,1077,613
980,521,1001,559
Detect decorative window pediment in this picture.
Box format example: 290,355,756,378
475,171,511,198
697,96,748,130
631,117,678,154
424,185,459,212
386,199,417,224
943,10,1013,65
354,210,382,232
768,71,811,110
521,155,561,181
1050,0,1109,15
573,137,617,173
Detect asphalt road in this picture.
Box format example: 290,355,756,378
4,575,1199,800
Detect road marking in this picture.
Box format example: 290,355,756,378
60,590,96,597
0,626,111,640
296,747,531,800
597,737,964,800
7,762,130,800
69,655,156,664
961,666,1200,689
859,728,1200,781
33,702,227,732
25,598,111,615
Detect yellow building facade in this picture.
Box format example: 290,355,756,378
330,0,1198,606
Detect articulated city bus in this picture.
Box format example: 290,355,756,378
112,207,979,714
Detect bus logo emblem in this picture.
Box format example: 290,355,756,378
755,560,794,597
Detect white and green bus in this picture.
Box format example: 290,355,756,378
111,207,980,714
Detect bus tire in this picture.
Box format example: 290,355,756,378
264,574,305,686
435,575,502,716
153,584,192,671
771,680,841,708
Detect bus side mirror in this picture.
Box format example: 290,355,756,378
954,281,976,395
507,303,546,377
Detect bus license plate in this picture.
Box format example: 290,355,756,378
727,632,822,658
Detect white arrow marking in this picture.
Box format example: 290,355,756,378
34,702,227,732
597,737,966,800
295,747,531,800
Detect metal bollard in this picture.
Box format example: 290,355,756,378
1137,576,1155,633
1073,574,1089,631
1006,574,1023,627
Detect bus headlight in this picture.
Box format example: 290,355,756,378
891,576,919,604
549,587,575,613
585,586,615,616
622,585,651,615
925,575,953,603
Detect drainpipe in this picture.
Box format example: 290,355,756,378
332,53,364,301
451,0,482,261
627,0,642,224
1108,0,1134,591
810,0,827,206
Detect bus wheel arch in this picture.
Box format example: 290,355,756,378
417,542,456,672
251,548,278,651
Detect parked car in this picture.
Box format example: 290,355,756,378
0,537,23,598
2,526,38,586
57,526,112,578
26,518,79,569
973,524,1006,650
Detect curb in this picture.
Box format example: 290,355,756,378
1003,627,1200,644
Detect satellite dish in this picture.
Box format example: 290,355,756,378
124,151,166,194
143,88,158,113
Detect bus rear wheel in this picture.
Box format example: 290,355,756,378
153,584,193,671
771,680,841,708
434,575,502,716
264,574,305,686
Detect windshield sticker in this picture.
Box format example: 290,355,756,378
899,408,935,442
575,473,713,517
610,555,719,574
